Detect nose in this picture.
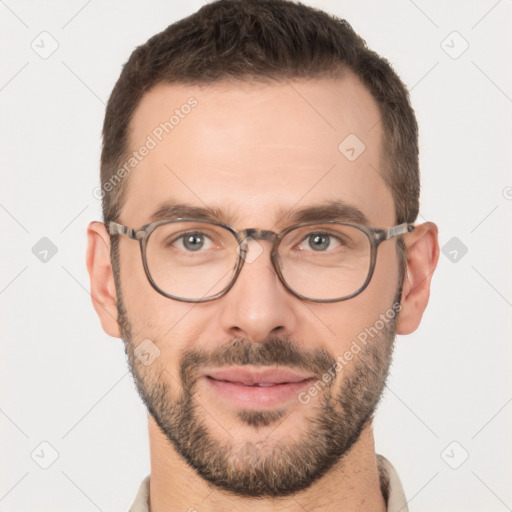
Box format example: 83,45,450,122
218,239,298,342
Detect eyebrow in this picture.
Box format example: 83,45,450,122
148,199,369,227
277,200,368,226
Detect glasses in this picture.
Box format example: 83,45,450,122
108,218,414,303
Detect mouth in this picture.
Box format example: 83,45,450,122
209,380,290,387
202,367,315,409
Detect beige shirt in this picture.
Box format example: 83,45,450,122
129,454,409,512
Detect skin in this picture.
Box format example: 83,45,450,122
87,73,439,511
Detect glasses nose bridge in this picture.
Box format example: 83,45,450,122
238,228,278,245
236,228,280,266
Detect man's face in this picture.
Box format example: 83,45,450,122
115,75,401,496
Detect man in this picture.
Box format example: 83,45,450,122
86,1,439,510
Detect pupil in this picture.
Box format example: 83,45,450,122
309,234,329,251
184,234,204,251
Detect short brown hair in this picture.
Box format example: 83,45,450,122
101,0,419,225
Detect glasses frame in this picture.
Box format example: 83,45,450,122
107,218,414,304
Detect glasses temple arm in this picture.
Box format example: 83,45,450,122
385,223,415,240
107,221,138,239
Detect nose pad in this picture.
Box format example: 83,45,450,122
236,236,265,264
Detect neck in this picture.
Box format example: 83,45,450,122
147,416,387,512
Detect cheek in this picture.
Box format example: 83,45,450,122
369,240,402,303
311,243,400,356
117,241,198,375
118,239,147,294
118,239,176,318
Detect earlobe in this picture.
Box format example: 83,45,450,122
396,222,440,335
86,221,121,338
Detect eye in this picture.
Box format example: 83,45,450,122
302,232,342,252
172,232,214,252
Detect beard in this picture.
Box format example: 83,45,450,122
116,283,401,498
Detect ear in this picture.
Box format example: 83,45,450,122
396,222,440,335
86,221,121,338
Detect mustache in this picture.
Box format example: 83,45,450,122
179,337,337,388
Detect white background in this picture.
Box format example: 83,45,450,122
1,1,511,511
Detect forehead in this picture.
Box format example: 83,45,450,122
122,74,395,228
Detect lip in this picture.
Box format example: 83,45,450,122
202,366,315,410
204,367,315,385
